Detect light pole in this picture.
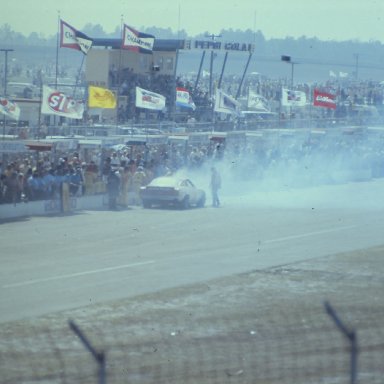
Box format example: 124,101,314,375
1,48,14,139
205,33,221,100
1,49,14,96
281,55,297,88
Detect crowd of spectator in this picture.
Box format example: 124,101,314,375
2,62,384,207
1,124,384,206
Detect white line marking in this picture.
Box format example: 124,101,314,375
3,260,156,289
264,225,357,244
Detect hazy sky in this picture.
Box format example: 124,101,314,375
2,0,384,42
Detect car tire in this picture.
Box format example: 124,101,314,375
181,196,190,210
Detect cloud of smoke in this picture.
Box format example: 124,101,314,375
174,128,384,210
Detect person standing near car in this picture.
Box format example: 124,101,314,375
107,169,120,210
210,166,221,207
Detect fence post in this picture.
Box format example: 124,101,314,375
324,301,358,384
69,320,106,384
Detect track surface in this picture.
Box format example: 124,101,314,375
1,179,384,323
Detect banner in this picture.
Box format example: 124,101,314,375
41,85,84,119
313,89,337,109
60,20,93,54
176,87,196,110
281,88,307,107
214,89,240,114
122,25,155,53
135,87,166,111
88,86,117,109
247,89,270,111
0,97,20,120
183,39,255,52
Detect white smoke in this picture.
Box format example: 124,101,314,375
173,128,384,211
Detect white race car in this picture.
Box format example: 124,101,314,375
140,176,206,209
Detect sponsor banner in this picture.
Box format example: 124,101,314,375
313,89,337,109
0,97,20,120
122,25,155,53
214,89,240,115
176,87,196,110
60,20,93,54
41,86,84,119
247,90,270,111
88,86,117,109
281,87,307,107
183,40,254,52
0,141,27,153
135,87,166,111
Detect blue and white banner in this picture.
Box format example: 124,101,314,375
176,87,196,110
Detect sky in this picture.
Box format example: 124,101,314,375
2,0,384,42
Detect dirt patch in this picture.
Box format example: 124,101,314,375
1,246,384,383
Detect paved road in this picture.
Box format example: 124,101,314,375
1,179,384,323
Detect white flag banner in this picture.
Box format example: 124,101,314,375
135,86,166,111
214,89,240,114
60,20,93,54
0,97,20,120
281,87,307,107
41,85,84,119
122,25,155,53
247,89,270,111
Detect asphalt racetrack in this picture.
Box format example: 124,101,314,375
1,178,384,324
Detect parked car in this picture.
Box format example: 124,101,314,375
140,176,206,209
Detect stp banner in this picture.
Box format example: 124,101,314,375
41,86,84,119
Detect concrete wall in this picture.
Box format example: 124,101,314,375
0,194,105,220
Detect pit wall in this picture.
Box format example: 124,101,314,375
0,194,105,220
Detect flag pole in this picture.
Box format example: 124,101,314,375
54,10,60,127
115,14,124,126
236,51,252,99
73,54,85,98
55,11,60,89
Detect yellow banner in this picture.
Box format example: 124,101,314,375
88,86,117,109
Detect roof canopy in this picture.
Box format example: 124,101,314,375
92,38,184,52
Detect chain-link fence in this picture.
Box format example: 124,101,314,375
1,301,383,383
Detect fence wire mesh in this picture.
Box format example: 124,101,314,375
1,302,384,384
